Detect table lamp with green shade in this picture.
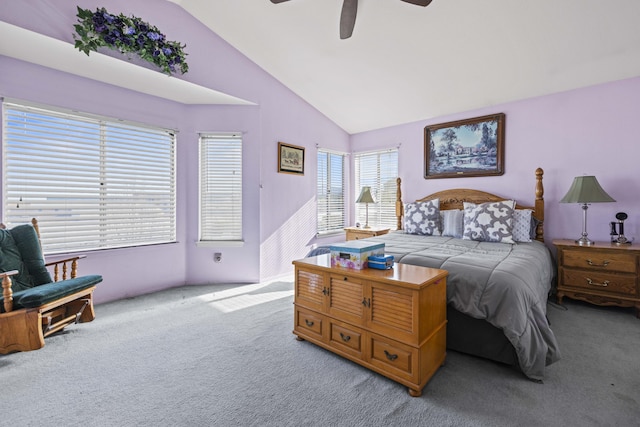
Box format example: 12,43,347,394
560,175,615,246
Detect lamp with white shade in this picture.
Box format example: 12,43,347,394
356,186,375,229
560,175,615,246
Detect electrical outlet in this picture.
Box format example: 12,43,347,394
214,252,222,263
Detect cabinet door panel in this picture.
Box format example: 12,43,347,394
296,268,325,311
370,286,414,332
328,274,364,323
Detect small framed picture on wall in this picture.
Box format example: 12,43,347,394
278,142,305,175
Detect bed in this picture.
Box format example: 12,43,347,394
356,167,560,381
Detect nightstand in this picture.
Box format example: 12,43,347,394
344,226,390,241
553,239,640,318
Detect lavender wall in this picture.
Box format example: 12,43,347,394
2,1,639,305
0,0,350,303
351,76,640,247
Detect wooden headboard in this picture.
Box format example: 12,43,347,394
395,167,545,242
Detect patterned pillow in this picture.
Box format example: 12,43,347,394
440,209,464,238
512,209,533,242
463,200,516,243
404,199,440,235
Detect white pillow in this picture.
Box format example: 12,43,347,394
463,200,516,243
404,199,440,235
512,209,533,242
440,209,464,238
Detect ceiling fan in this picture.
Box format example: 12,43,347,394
270,0,433,39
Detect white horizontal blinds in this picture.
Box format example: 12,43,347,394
354,149,399,229
317,150,345,234
199,134,242,241
3,102,177,253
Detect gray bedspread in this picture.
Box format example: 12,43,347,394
364,231,560,381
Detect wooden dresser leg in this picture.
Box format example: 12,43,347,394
408,388,422,397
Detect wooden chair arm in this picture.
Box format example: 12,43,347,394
45,255,86,281
44,255,86,267
2,270,19,313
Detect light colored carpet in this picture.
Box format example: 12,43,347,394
1,278,638,426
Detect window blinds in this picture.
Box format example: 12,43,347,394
354,149,399,229
199,134,243,241
317,150,345,234
2,101,177,254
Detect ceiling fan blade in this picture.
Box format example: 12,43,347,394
340,0,358,39
400,0,432,6
270,0,291,3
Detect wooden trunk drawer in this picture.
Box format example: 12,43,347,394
563,251,637,273
328,319,363,358
368,334,417,382
295,307,324,339
562,270,637,296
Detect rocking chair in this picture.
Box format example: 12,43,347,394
0,219,102,354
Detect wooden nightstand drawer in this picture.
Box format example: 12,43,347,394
563,250,636,273
562,270,637,296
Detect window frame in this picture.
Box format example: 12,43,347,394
354,148,399,230
2,99,177,254
198,133,243,245
316,149,346,236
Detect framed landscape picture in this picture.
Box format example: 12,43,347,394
424,113,505,179
278,142,305,175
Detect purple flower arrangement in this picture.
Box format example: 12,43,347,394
73,6,188,76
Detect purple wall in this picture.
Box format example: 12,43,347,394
2,1,639,305
351,76,640,248
0,0,349,303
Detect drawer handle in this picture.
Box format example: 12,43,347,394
586,278,609,287
384,350,398,361
340,332,351,342
586,259,610,267
305,319,315,327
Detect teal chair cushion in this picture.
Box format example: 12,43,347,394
12,275,103,309
0,226,52,292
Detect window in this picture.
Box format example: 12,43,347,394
354,149,399,229
317,150,345,235
2,100,176,254
199,133,242,242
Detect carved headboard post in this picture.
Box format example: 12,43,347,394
534,167,545,242
396,177,403,230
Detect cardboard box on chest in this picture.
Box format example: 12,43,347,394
329,241,385,270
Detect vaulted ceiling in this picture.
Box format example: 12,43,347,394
168,1,640,133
